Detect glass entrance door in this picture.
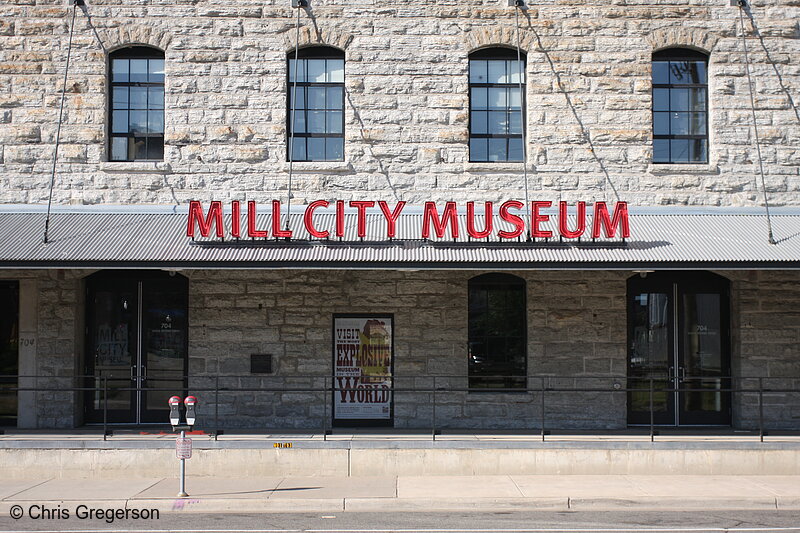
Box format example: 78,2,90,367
85,272,188,425
627,272,730,426
0,282,19,426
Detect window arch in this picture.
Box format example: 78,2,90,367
287,46,345,162
109,46,165,161
468,48,526,162
652,48,708,164
468,273,527,389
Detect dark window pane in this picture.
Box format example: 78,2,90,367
487,111,507,134
508,60,524,83
288,59,306,82
307,137,325,160
689,88,706,111
307,87,326,109
670,112,689,135
147,110,164,134
129,111,147,133
148,59,165,83
290,87,305,110
670,88,689,111
111,137,127,161
290,137,306,160
670,61,705,84
327,111,343,134
469,60,487,83
112,110,128,133
307,59,326,82
508,138,523,161
326,137,344,160
468,275,526,389
471,111,487,134
690,139,707,162
307,110,325,133
653,139,670,162
148,87,164,110
508,87,522,109
488,87,507,109
471,87,487,110
653,88,669,111
132,137,147,159
652,61,669,84
112,87,128,109
654,112,670,135
470,138,488,162
327,59,344,83
146,137,164,160
130,59,148,83
326,87,343,109
689,112,706,136
129,87,147,109
112,59,128,82
293,110,306,134
487,60,506,83
508,111,522,135
670,139,690,162
488,138,506,161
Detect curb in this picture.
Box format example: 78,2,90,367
1,497,795,514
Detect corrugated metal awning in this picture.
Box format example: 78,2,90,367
1,204,798,270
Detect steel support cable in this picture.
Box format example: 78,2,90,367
285,3,303,233
738,0,776,245
514,3,532,239
43,1,78,244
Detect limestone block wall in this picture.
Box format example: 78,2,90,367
0,0,797,207
732,270,800,430
187,269,629,430
3,267,800,430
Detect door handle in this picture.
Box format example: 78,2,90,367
668,366,675,382
130,366,135,381
678,367,686,381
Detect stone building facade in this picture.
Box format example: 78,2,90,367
0,0,799,431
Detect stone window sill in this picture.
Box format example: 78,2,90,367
648,163,719,175
281,161,353,173
464,161,526,172
99,161,172,173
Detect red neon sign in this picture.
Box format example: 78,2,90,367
186,200,631,241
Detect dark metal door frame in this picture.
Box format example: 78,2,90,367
627,271,731,427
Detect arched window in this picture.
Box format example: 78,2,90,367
109,46,165,161
468,48,526,162
652,48,708,164
468,273,527,389
287,46,345,161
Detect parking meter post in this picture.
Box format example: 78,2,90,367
214,375,219,441
178,429,188,497
431,376,436,441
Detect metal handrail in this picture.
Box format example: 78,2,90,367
2,373,799,443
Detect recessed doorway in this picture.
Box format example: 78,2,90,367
627,271,731,426
84,271,188,425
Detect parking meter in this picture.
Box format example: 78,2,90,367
184,396,197,427
169,396,182,426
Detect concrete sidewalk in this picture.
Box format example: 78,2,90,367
0,475,798,513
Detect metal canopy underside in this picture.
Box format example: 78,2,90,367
1,205,799,270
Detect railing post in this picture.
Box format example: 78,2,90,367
103,376,108,441
758,377,764,443
649,378,654,443
432,376,436,441
322,376,327,441
214,375,219,441
540,377,545,442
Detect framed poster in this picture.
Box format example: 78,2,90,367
332,314,393,426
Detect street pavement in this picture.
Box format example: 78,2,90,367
0,475,799,515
